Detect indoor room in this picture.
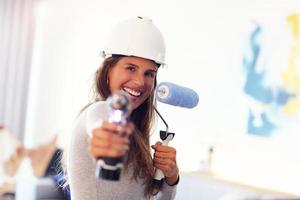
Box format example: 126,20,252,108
1,0,300,199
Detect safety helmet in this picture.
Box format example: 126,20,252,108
102,16,166,66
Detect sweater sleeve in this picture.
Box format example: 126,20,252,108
156,180,178,200
67,111,98,200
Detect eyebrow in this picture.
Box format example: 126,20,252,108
126,62,158,73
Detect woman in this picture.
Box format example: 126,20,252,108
67,16,179,200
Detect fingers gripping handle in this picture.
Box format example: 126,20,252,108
153,131,175,189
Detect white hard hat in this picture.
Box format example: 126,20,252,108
102,16,166,66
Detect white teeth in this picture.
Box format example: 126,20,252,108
123,87,141,97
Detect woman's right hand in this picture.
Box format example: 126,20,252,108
88,121,134,159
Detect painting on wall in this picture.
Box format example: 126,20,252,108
243,13,300,137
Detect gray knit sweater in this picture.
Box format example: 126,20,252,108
67,102,177,200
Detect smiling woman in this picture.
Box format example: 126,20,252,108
67,17,179,200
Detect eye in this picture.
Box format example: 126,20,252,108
126,65,136,72
145,71,156,78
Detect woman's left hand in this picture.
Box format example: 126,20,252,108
151,142,179,185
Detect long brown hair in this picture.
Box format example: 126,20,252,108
95,55,158,198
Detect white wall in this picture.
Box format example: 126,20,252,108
24,0,300,196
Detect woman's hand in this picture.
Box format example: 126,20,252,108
88,121,134,158
151,142,179,185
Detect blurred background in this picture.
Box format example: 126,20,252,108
1,0,300,199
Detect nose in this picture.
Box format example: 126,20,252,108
133,73,145,87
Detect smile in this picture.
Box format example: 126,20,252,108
123,87,142,97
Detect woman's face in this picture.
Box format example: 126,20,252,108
108,56,158,110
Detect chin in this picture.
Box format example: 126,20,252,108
132,100,144,110
132,103,140,110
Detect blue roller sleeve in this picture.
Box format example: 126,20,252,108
156,82,199,108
